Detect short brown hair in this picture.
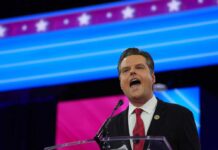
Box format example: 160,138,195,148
117,48,154,75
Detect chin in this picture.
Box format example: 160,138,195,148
130,95,142,101
130,91,143,98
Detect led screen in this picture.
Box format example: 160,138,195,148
0,0,217,91
56,86,200,149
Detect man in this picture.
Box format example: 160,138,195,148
107,48,200,150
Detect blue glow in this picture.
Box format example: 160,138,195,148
155,87,200,133
0,6,218,91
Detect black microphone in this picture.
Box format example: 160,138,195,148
94,99,124,143
103,99,123,131
114,99,124,111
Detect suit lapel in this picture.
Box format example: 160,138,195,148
122,107,130,136
122,107,132,150
147,100,166,135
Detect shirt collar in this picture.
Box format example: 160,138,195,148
128,95,157,116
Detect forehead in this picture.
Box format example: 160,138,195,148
120,55,147,67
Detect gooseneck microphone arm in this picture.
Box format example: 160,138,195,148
94,99,123,150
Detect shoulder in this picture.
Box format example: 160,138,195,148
155,99,197,132
155,100,200,150
158,99,193,115
157,99,191,113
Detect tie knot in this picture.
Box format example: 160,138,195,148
134,108,143,116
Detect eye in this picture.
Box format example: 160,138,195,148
121,68,129,73
136,64,145,69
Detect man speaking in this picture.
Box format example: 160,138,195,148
107,48,200,150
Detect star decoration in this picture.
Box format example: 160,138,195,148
167,0,181,12
35,19,49,32
0,25,7,37
63,18,70,25
106,12,113,18
151,5,157,12
78,13,91,26
0,0,217,38
198,0,204,3
22,25,28,31
121,6,135,19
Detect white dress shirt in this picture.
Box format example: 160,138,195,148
128,95,158,149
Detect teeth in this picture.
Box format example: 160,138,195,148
130,78,141,87
131,78,138,82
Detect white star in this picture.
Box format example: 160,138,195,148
198,0,204,3
35,19,49,32
106,12,113,18
63,18,70,25
22,25,28,31
167,0,181,12
0,25,7,38
151,5,157,12
121,6,135,19
78,13,91,26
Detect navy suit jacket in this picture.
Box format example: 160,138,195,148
107,99,200,150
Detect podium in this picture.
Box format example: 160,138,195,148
44,136,172,150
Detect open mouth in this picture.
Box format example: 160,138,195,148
130,78,141,87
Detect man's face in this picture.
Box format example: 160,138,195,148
119,55,155,106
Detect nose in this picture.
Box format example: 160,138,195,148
130,68,136,75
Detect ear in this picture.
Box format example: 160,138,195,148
151,72,156,84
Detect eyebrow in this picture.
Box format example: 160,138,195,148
135,63,146,67
120,63,146,70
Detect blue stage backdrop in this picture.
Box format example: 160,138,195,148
0,0,218,91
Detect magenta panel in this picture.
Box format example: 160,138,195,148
56,95,128,149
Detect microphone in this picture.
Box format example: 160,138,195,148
114,99,124,111
102,99,123,131
94,99,124,144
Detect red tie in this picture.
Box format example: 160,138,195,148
133,108,145,150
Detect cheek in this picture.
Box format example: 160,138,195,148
119,78,124,90
120,78,128,90
143,75,154,85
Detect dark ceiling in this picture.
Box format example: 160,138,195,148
0,0,118,19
